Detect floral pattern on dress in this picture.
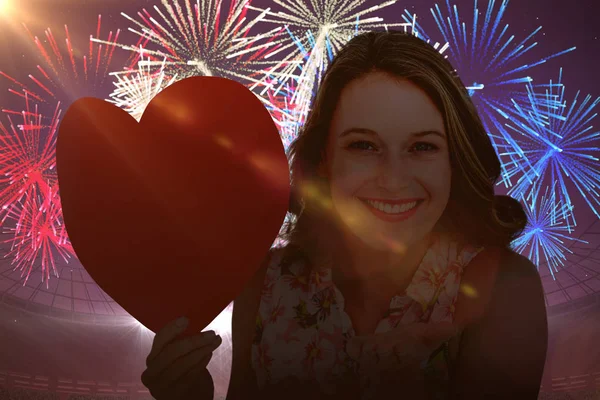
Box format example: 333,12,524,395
250,232,484,398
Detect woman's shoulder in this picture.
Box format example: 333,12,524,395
451,247,547,397
455,246,540,325
497,248,540,282
472,246,539,282
489,247,545,312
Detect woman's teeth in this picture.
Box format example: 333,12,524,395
364,200,418,214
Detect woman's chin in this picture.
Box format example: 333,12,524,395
369,234,412,254
334,208,431,254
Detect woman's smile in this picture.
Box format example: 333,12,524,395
326,74,451,250
358,197,425,222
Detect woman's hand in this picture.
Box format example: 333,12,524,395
346,322,459,398
141,316,222,400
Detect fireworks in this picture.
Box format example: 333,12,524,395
0,96,74,286
19,15,128,103
107,52,177,121
0,98,59,222
249,3,450,145
247,0,414,126
404,0,576,187
95,0,283,96
399,12,449,56
0,0,595,292
500,68,600,229
3,184,73,287
0,13,123,287
512,184,587,279
247,0,409,80
261,79,303,150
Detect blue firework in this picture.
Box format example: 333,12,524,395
400,12,450,58
403,0,576,187
500,68,600,229
512,184,587,279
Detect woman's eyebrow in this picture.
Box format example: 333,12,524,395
339,127,445,138
413,130,446,138
339,127,378,137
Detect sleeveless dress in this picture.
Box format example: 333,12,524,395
250,232,484,399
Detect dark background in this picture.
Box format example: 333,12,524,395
0,0,599,398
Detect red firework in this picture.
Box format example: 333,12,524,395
3,183,73,287
0,97,58,220
4,14,142,103
0,95,74,286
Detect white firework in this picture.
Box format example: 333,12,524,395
247,0,415,123
93,0,285,90
107,52,177,121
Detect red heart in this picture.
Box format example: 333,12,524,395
57,76,289,335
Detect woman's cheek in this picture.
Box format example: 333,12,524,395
336,157,379,181
411,156,451,179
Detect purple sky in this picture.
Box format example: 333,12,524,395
0,0,598,234
0,0,598,97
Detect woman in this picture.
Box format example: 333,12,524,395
141,30,548,399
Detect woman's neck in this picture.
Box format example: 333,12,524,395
331,232,433,309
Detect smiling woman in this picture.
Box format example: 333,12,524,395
250,30,542,399
281,34,528,279
141,30,546,400
324,74,452,259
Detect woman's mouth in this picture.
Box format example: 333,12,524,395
358,198,424,222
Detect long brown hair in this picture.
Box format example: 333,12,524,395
277,30,526,268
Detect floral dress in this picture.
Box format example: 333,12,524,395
250,232,484,399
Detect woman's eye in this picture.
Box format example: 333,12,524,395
348,141,377,151
411,142,438,152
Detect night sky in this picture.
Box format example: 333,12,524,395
1,0,598,99
0,0,599,234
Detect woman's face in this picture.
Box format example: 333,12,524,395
324,72,451,253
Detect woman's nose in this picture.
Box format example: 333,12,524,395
376,155,412,191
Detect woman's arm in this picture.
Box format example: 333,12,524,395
225,252,271,400
450,250,548,399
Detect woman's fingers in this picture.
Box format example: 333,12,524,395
141,317,222,400
143,332,220,384
157,337,221,391
156,362,215,400
146,316,190,366
152,338,221,396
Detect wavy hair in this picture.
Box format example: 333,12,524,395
277,30,526,268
